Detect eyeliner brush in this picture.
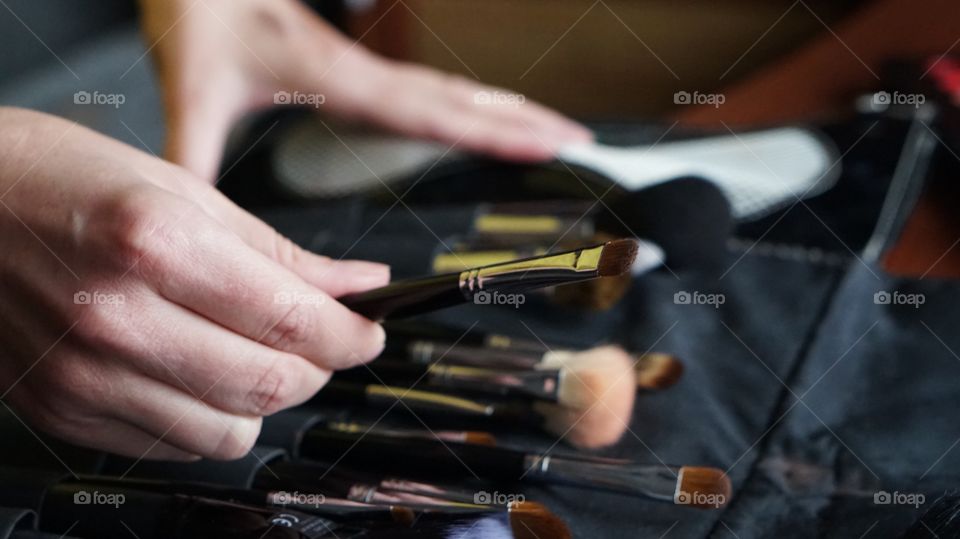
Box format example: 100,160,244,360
339,239,638,320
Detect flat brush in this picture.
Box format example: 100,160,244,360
299,431,732,508
339,239,638,320
313,379,631,449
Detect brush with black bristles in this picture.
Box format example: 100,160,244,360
314,373,633,449
339,239,638,320
385,330,684,391
297,430,732,508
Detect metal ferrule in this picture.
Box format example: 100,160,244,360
522,454,680,501
426,365,561,402
457,244,605,298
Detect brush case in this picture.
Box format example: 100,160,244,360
0,100,952,538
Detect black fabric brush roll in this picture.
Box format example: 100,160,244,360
0,111,949,537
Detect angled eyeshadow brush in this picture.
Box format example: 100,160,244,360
339,239,638,320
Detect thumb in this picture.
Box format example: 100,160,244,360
162,78,246,184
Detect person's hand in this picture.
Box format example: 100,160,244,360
0,108,388,460
138,0,593,182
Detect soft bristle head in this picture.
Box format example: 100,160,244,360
597,239,639,277
508,501,571,539
537,346,636,449
635,353,685,389
463,431,498,446
675,467,732,509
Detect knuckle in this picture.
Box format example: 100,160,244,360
209,418,261,460
247,359,298,415
103,190,178,271
262,303,316,350
270,233,307,269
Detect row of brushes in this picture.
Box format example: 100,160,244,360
0,467,552,539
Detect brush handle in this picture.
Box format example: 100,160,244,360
298,430,527,481
314,382,496,416
339,273,465,320
522,455,680,501
340,361,560,401
384,321,550,354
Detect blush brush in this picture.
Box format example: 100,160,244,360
339,239,638,320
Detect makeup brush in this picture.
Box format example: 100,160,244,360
325,421,497,447
388,335,684,391
339,239,639,320
430,237,663,311
341,344,636,407
298,430,732,508
313,378,632,449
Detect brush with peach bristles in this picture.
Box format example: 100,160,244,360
345,344,637,408
298,430,732,508
533,345,636,448
388,334,684,391
315,378,631,449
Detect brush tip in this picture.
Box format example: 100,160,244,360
462,431,498,446
508,501,571,539
635,353,685,389
597,239,639,277
538,346,636,449
675,467,731,509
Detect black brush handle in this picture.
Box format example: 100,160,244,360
339,273,465,320
299,430,526,481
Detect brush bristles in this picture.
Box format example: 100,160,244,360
635,353,685,389
535,346,636,449
597,239,639,277
675,467,732,509
462,431,498,446
508,501,571,539
550,272,632,310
